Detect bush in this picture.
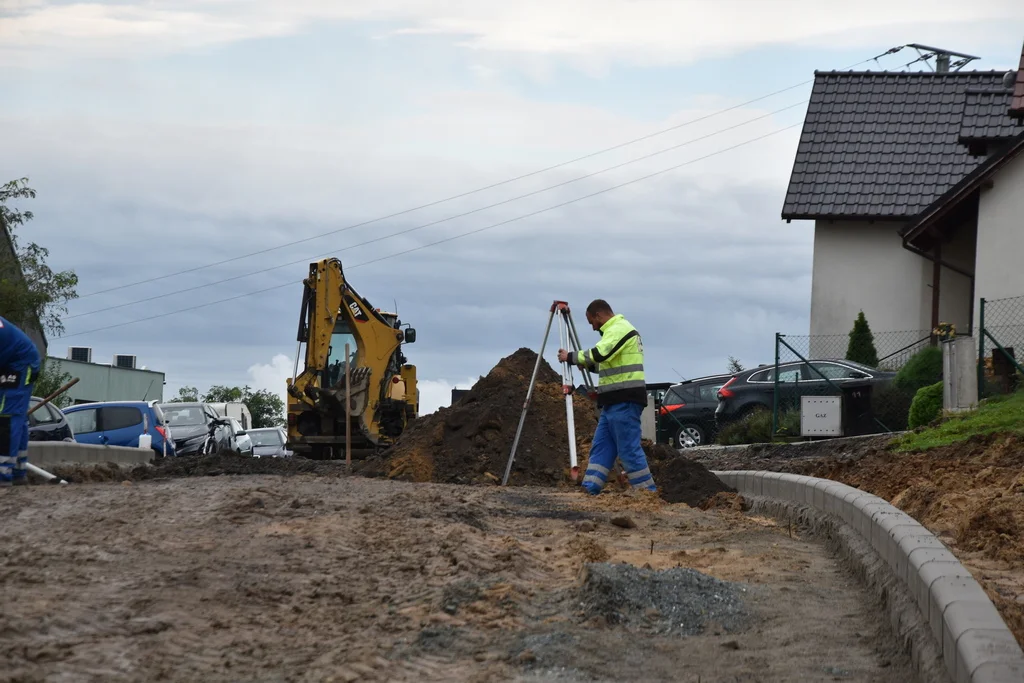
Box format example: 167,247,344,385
716,406,799,445
908,381,944,429
894,346,943,392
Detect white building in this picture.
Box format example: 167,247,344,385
780,41,1024,358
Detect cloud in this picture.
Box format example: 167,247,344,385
417,377,481,415
3,0,1023,70
247,353,294,415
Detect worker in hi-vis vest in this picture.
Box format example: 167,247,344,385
0,315,41,487
557,299,656,495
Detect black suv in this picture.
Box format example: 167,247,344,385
655,374,732,447
715,359,897,426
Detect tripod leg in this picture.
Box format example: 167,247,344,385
501,306,557,486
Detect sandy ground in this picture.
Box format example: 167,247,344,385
1,474,919,683
691,434,1024,646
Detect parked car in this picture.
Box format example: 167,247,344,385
655,374,732,447
228,417,253,456
246,427,293,458
158,402,234,456
62,401,177,457
715,359,897,426
27,396,74,442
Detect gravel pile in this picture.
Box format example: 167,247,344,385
575,562,751,636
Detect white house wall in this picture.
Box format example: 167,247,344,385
976,151,1024,308
937,219,975,335
809,220,931,358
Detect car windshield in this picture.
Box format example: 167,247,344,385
163,406,206,426
250,429,283,446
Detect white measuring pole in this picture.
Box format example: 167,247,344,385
558,308,579,480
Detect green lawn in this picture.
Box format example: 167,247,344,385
893,389,1024,452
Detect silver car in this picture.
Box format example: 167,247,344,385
246,427,292,458
228,417,253,456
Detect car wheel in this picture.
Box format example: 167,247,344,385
676,424,705,447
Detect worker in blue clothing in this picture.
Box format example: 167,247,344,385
557,299,656,495
0,315,41,487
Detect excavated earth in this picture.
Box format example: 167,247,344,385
691,433,1024,647
1,473,919,682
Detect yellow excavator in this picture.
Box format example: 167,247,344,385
285,258,418,459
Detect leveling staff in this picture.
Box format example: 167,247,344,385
0,315,41,487
557,299,656,495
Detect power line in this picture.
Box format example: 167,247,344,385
66,100,808,321
57,122,801,339
72,47,905,302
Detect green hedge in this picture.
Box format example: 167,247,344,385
894,346,943,392
908,381,944,429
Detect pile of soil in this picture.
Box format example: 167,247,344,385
364,348,599,486
31,453,349,484
644,442,735,507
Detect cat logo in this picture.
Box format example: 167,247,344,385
344,294,370,323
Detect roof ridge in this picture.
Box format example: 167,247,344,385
812,69,1008,76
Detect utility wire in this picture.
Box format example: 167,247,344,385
66,100,808,321
57,122,800,339
72,46,905,301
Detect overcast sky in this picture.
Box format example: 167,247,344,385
4,1,1024,414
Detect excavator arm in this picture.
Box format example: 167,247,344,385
286,258,418,458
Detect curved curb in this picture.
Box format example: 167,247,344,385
712,470,1024,683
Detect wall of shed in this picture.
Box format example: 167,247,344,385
44,357,165,403
936,219,975,335
976,152,1024,310
809,220,931,358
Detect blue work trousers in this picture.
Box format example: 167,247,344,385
581,402,656,494
0,367,34,485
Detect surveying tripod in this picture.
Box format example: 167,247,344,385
501,301,603,486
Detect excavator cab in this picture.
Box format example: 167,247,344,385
286,258,418,459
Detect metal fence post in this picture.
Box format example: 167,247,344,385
977,297,986,400
772,333,781,441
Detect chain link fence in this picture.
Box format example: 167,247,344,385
770,329,936,439
978,295,1024,398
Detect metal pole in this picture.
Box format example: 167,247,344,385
501,306,557,486
772,333,781,440
977,298,986,401
344,343,352,472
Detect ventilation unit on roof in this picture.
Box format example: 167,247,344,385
113,354,137,370
67,346,93,363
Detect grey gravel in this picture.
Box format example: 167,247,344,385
575,562,752,636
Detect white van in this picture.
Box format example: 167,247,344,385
207,402,254,430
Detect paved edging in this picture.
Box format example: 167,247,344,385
28,442,153,468
712,470,1024,683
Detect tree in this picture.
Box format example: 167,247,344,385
168,386,200,402
0,178,79,337
202,384,285,428
845,311,879,367
727,356,744,373
31,358,75,408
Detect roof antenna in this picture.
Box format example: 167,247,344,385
905,43,981,72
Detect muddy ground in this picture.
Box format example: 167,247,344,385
690,434,1024,647
1,473,918,683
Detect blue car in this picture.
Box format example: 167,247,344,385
62,400,176,458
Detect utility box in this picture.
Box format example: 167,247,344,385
943,336,978,412
801,395,843,437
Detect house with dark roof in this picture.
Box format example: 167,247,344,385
781,40,1024,356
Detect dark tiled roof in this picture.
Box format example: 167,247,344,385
782,70,1012,221
959,88,1020,141
1013,45,1024,117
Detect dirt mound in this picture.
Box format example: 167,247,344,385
368,348,599,486
31,452,349,484
644,443,735,507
